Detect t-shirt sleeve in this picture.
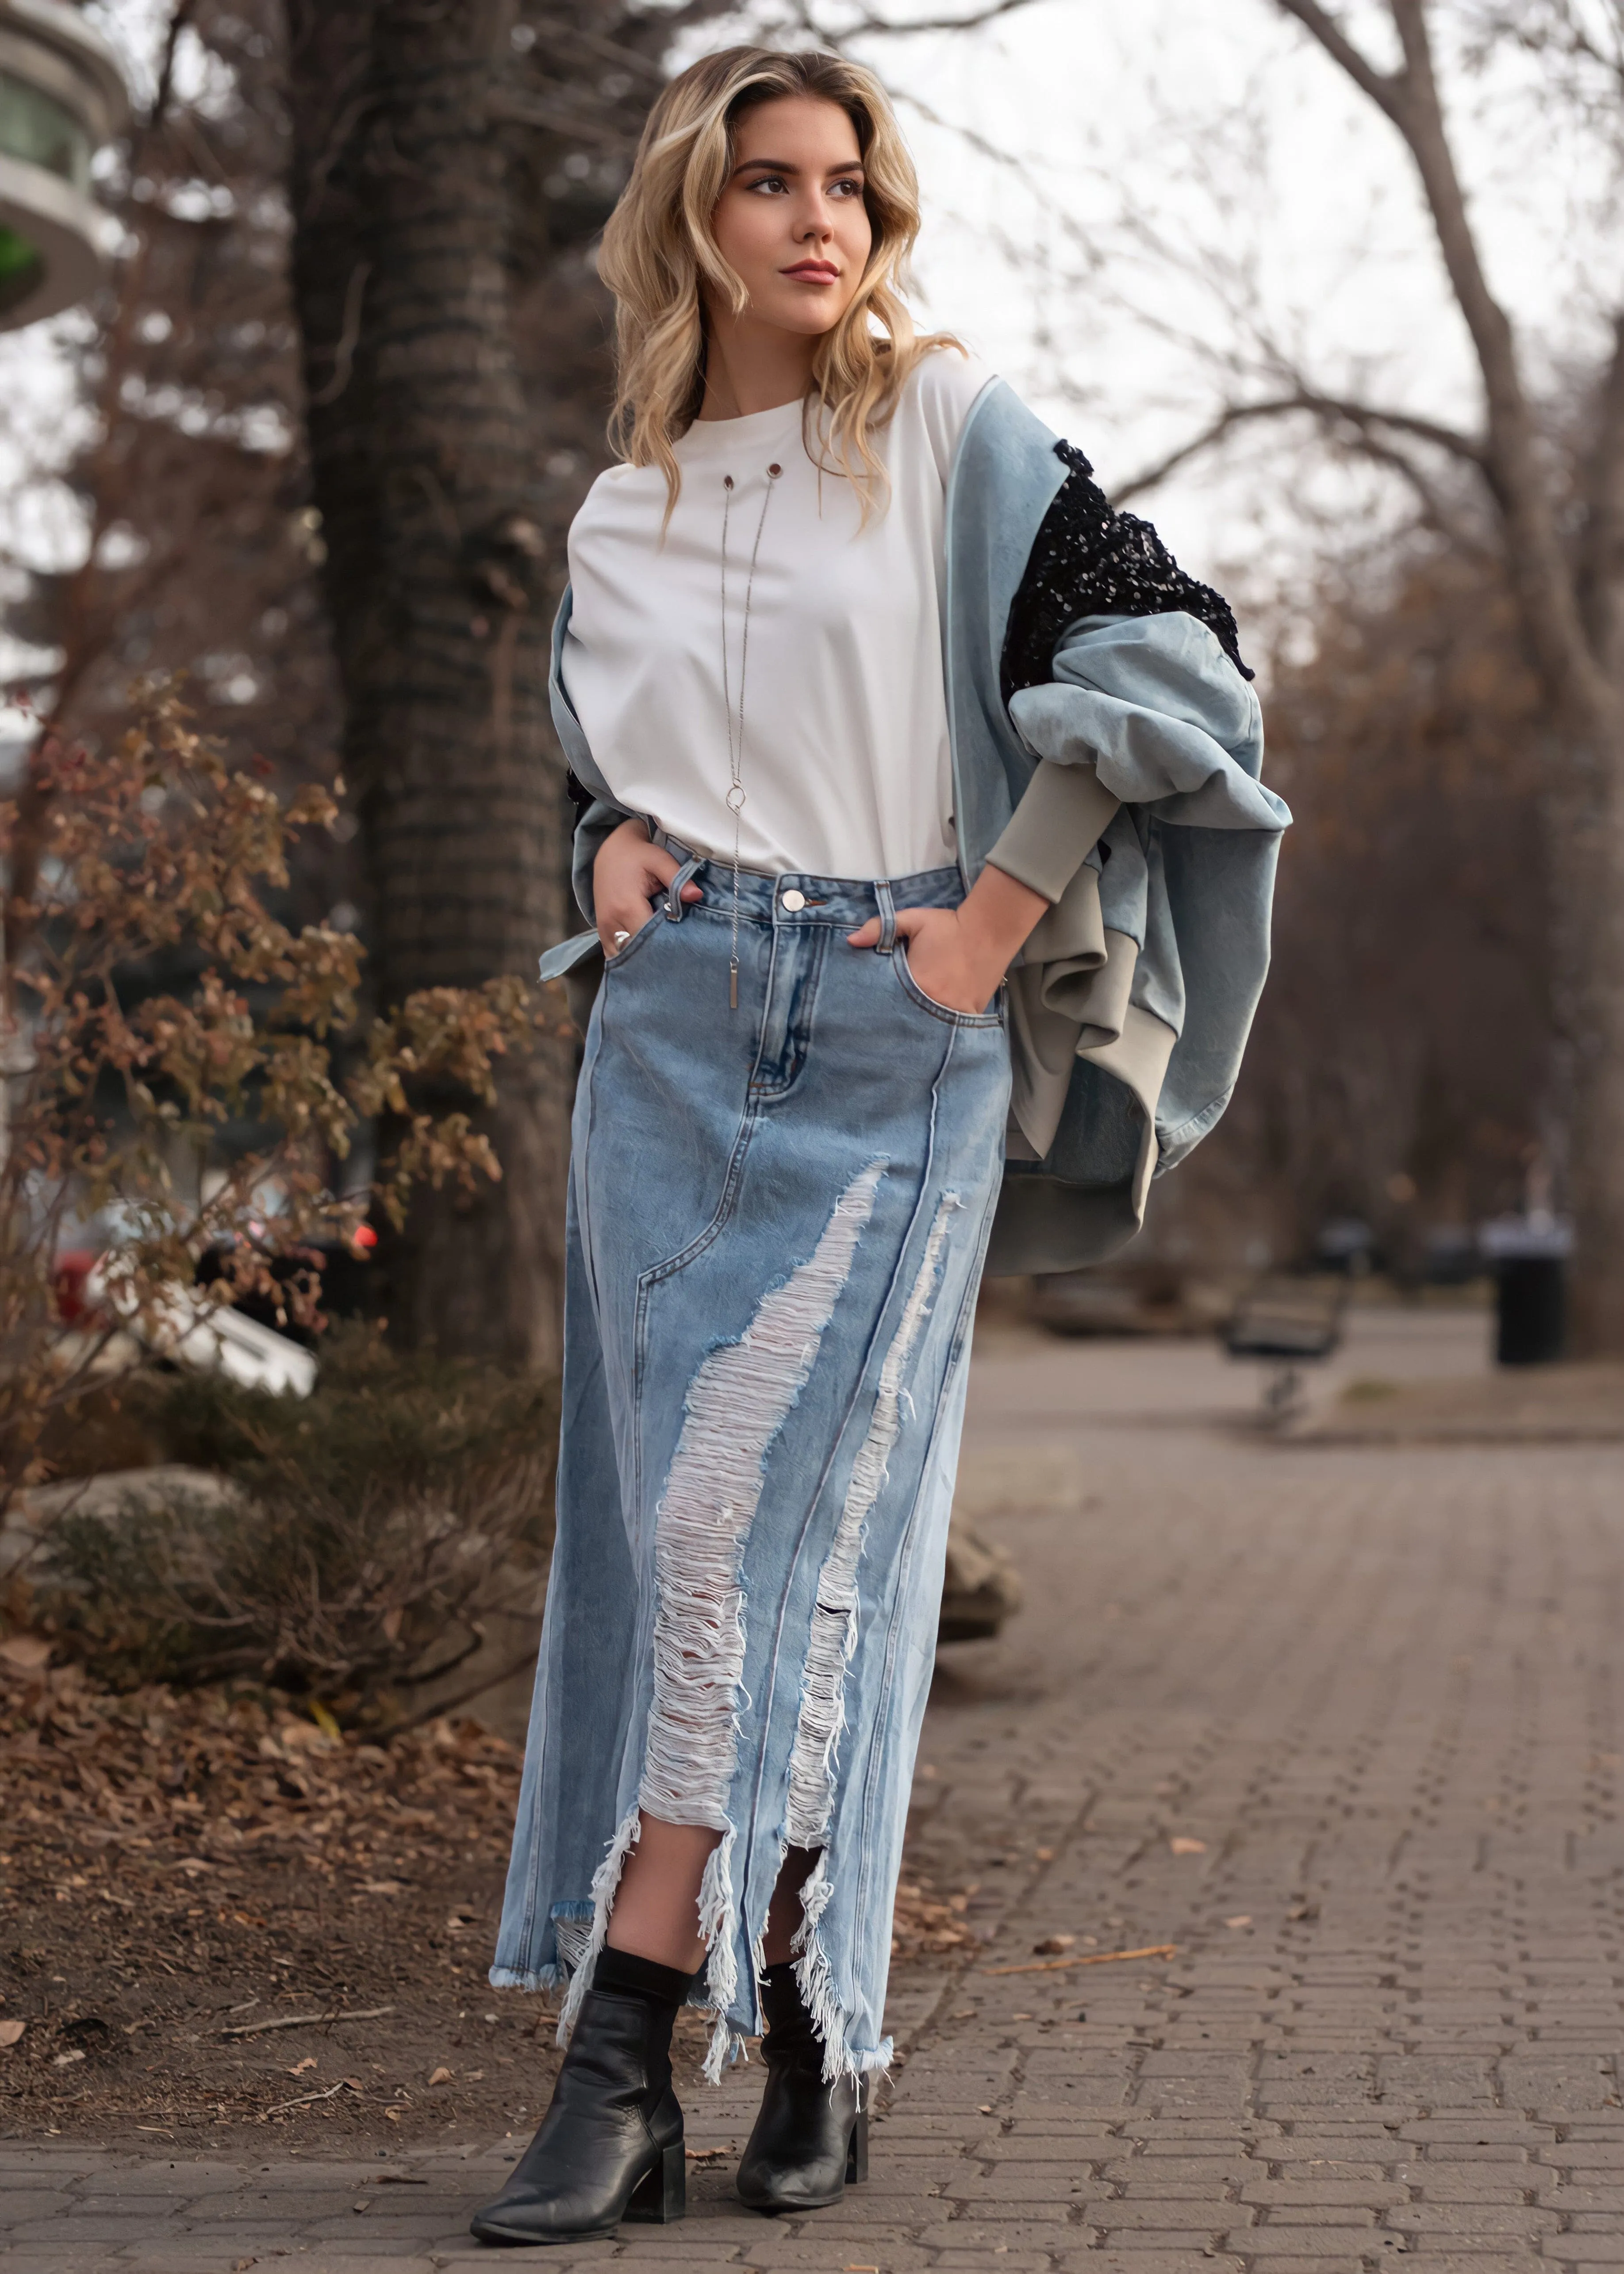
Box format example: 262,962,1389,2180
910,344,995,487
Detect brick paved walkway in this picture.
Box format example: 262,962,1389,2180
8,1306,1624,2274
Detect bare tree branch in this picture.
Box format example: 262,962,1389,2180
1110,389,1485,508
489,90,636,147
791,0,1043,37
1465,0,1624,107
1337,427,1479,545
1272,0,1407,119
146,0,202,138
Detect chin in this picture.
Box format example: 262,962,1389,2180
764,296,851,338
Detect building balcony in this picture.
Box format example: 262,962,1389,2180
0,0,127,330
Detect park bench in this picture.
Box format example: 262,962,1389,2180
1223,1276,1348,1417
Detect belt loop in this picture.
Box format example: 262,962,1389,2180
873,879,897,955
664,855,702,921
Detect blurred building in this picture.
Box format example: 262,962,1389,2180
0,0,126,330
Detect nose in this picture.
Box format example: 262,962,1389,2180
798,195,834,243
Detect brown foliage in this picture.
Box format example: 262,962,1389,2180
0,682,555,1517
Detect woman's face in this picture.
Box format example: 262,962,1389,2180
709,94,873,341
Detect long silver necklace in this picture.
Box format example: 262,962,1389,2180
719,461,780,1010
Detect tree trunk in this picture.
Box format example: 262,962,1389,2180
1546,712,1624,1355
285,0,571,1372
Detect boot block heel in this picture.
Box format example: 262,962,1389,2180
846,2108,869,2185
626,2140,686,2224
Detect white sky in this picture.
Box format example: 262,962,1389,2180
0,0,1612,716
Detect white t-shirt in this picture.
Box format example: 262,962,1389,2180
561,348,992,880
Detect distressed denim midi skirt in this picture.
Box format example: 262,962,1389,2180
491,851,1011,2083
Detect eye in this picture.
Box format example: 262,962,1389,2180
830,177,864,199
746,172,789,195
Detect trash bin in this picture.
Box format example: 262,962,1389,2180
1480,1215,1573,1367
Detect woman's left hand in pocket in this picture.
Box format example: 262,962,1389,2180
846,863,1050,1014
845,904,1003,1014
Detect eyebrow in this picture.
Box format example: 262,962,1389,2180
733,157,865,176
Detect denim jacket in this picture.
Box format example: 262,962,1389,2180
540,376,1290,1274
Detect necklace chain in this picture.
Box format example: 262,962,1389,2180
720,463,781,1011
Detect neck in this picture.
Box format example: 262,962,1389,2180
698,304,820,421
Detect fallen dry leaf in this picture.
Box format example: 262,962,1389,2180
890,1875,974,1961
685,2144,730,2164
465,2068,484,2082
0,1634,50,1674
1032,1934,1075,1955
287,2057,317,2076
54,2048,84,2067
1169,1836,1207,1855
1224,1914,1252,1929
0,2019,24,2048
427,2065,453,2086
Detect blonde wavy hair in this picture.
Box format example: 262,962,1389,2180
599,46,952,514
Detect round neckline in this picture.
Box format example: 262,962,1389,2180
676,397,805,457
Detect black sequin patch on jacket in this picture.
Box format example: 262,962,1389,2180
1000,442,1253,706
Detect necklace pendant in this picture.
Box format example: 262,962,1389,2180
729,960,739,1012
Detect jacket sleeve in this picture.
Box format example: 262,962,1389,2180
990,612,1289,1181
999,610,1286,860
982,432,1273,904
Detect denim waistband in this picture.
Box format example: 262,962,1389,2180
652,830,964,931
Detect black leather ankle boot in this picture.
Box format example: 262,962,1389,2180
737,1961,868,2215
469,1950,697,2245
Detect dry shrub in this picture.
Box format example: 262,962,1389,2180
29,1324,557,1713
0,680,555,1520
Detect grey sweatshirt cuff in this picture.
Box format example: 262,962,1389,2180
985,758,1121,904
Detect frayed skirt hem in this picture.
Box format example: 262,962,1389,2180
488,1963,564,1993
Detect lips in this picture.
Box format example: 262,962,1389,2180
782,262,839,283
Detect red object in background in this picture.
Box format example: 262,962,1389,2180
350,1224,377,1254
53,1249,97,1324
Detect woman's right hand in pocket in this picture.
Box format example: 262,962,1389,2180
593,818,703,957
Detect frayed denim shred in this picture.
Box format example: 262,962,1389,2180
556,1163,887,2082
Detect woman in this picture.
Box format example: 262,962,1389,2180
474,45,1287,2247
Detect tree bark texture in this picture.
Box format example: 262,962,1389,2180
285,0,572,1372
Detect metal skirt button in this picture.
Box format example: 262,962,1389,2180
780,888,806,913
